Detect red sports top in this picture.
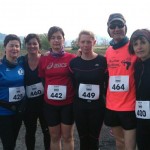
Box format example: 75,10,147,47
105,42,137,111
38,52,76,106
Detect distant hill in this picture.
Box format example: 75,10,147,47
0,32,110,47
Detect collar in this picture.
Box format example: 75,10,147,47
110,36,129,49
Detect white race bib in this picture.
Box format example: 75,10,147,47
47,85,67,100
135,101,150,119
78,83,100,100
9,86,25,102
26,82,44,98
109,75,129,92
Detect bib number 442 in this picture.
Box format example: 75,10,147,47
50,93,62,99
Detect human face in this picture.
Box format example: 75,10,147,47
26,38,40,54
133,37,150,61
5,40,20,61
49,31,65,52
109,21,126,43
78,34,96,54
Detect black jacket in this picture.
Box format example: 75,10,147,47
134,58,150,100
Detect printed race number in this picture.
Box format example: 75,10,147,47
50,93,62,99
82,92,95,98
137,110,146,117
79,84,99,100
47,85,66,100
109,76,129,92
9,86,25,102
30,90,42,97
13,94,23,100
111,84,125,91
135,101,150,119
26,82,44,98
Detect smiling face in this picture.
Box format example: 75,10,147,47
108,20,126,43
5,40,20,61
26,38,40,54
49,31,65,52
133,37,150,61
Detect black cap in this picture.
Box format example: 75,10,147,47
107,13,126,26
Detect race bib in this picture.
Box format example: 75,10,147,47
135,101,150,119
9,86,25,102
109,76,129,92
47,85,67,100
26,82,44,98
78,83,100,100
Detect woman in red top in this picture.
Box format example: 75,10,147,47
39,26,76,150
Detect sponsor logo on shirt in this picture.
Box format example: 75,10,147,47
121,58,131,70
95,64,99,67
108,57,131,70
6,68,11,71
47,62,67,69
18,68,24,75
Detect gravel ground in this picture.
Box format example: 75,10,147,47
0,123,116,150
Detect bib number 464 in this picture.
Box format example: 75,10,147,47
112,84,125,91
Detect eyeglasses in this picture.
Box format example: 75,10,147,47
109,23,125,29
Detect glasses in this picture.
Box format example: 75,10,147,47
109,23,125,29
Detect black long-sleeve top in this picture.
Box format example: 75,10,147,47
134,58,150,123
134,58,150,100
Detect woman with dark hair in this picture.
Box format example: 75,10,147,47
39,26,76,150
23,33,50,150
129,29,150,150
0,34,25,150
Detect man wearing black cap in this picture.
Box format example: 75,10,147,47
104,13,137,150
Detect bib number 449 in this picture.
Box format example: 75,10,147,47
82,92,95,98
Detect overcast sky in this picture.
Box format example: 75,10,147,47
0,0,150,41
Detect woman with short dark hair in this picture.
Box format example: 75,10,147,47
129,29,150,150
23,33,50,150
0,34,25,150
